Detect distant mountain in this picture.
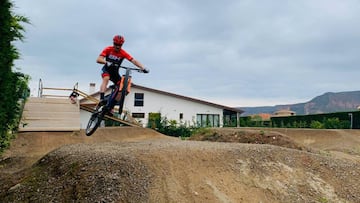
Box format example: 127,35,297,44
239,91,360,116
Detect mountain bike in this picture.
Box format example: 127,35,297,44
85,65,148,136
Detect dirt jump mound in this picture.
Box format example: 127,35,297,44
1,133,360,202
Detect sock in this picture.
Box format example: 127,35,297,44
100,92,105,100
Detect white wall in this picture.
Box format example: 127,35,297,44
80,86,225,129
124,87,224,127
80,110,92,129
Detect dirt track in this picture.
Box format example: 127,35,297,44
1,127,360,202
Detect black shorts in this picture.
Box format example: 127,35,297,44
101,65,121,84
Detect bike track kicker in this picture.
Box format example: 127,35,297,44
2,127,168,169
80,104,141,128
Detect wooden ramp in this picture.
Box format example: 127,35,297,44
79,104,141,127
19,97,80,131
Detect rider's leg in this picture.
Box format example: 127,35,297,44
116,77,131,101
114,90,128,101
114,77,123,102
104,72,121,112
114,76,130,101
106,79,121,110
100,76,109,100
115,92,122,101
107,87,118,108
113,82,130,115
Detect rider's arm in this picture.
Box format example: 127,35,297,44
96,55,106,64
97,46,112,64
130,58,145,71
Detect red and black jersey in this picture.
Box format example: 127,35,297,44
99,46,133,64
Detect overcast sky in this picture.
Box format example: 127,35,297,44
12,0,360,107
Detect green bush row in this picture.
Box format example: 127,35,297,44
240,111,359,129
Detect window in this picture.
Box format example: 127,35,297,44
134,93,144,106
132,113,145,118
196,114,220,127
179,113,183,120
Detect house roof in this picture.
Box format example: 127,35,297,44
272,109,296,117
251,113,271,120
274,109,295,114
82,83,243,114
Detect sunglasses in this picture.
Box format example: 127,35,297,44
113,43,122,47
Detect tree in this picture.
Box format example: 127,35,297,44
0,0,30,152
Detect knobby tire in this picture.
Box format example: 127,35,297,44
85,104,105,136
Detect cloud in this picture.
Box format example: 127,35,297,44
12,0,360,106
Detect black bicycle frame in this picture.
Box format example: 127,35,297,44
105,66,140,114
85,65,143,136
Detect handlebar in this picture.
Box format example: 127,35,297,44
118,65,149,73
105,61,149,73
106,61,149,73
119,66,142,71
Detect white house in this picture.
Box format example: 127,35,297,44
79,84,243,129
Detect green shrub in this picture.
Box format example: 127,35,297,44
310,120,324,129
323,118,349,129
151,116,198,138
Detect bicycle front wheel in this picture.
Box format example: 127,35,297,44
85,105,105,136
85,112,101,136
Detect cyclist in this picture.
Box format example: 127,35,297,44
96,35,149,111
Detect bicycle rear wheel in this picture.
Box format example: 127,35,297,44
85,104,105,136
